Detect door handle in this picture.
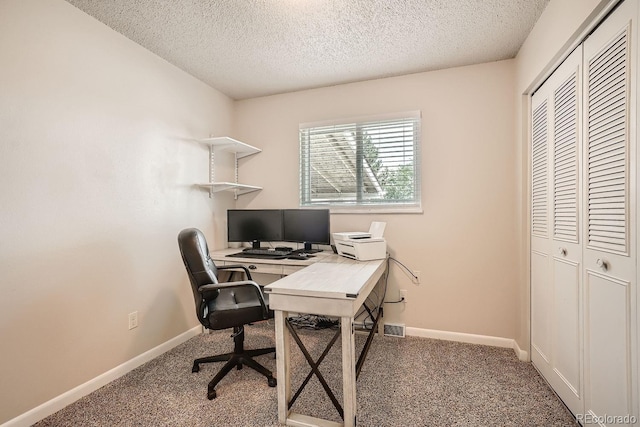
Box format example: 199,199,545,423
596,258,608,271
558,247,567,256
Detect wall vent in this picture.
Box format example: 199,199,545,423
383,323,405,338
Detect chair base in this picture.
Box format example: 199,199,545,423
192,326,276,400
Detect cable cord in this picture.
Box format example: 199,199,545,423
388,256,419,281
354,257,390,329
287,314,339,330
383,256,415,304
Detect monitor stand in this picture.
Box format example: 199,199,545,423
302,242,322,254
242,240,266,251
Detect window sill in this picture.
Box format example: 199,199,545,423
304,206,424,215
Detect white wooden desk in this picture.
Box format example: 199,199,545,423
266,257,387,427
210,249,387,426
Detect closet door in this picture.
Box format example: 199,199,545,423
531,46,583,416
582,0,638,422
530,73,552,391
530,90,550,250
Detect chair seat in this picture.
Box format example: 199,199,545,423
207,285,273,330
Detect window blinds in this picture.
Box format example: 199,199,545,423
299,112,421,208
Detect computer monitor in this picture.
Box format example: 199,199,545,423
283,209,330,253
227,209,284,249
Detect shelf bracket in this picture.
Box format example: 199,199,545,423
208,145,216,198
234,153,239,200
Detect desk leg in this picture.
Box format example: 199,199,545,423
341,316,356,427
275,310,290,424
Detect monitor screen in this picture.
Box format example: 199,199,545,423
227,209,284,249
283,209,330,252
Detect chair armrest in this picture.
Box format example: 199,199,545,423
199,281,268,317
217,264,253,281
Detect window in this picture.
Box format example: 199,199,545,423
299,111,421,212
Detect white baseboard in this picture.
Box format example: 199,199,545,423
3,326,202,427
405,327,529,361
511,338,529,361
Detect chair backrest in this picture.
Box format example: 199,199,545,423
178,228,220,317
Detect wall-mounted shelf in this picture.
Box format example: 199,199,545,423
197,136,261,158
195,136,262,199
196,182,262,196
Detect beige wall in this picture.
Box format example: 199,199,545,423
233,60,519,340
0,0,235,423
512,0,611,353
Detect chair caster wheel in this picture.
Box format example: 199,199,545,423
207,388,216,400
268,376,277,387
192,363,200,373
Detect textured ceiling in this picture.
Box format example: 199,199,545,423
65,0,549,100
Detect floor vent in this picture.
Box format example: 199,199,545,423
383,323,405,338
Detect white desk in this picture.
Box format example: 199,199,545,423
210,249,387,426
266,257,387,427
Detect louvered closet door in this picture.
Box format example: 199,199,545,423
530,79,552,392
582,0,638,422
530,46,584,416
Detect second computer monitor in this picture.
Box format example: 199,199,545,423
283,209,330,253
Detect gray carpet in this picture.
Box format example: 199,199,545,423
34,321,577,426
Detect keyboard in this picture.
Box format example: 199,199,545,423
226,249,291,259
242,249,291,256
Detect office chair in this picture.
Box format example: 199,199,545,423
177,228,276,400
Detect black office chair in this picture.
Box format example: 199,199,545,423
177,228,276,400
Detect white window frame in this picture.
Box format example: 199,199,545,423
299,111,422,214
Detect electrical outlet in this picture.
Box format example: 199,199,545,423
412,270,421,284
128,311,138,330
399,289,408,303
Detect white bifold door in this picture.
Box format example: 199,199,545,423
531,0,639,424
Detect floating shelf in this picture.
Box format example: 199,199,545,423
197,182,262,196
196,136,261,159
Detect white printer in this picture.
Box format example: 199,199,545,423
332,222,387,261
